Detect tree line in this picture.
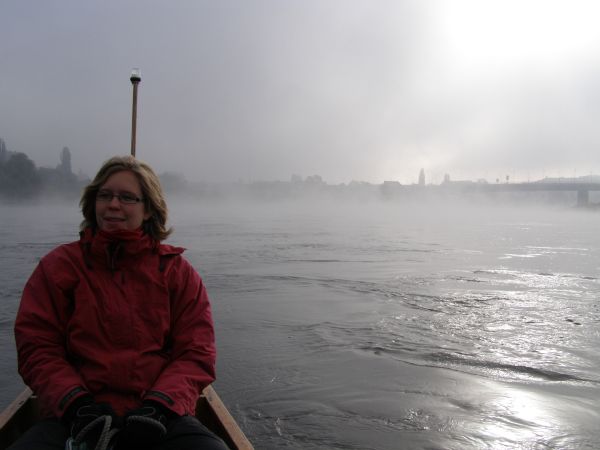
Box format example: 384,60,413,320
0,138,85,200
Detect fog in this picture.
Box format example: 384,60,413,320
2,0,600,185
4,5,600,445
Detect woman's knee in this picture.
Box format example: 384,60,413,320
6,419,67,450
159,415,230,450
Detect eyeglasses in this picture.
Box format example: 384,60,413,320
96,190,144,205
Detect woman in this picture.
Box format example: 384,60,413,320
12,156,228,450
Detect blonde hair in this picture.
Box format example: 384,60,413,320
80,155,172,241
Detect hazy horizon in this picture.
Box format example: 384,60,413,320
3,1,600,185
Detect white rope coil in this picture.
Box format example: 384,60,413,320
71,415,119,450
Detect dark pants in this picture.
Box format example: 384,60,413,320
7,415,230,450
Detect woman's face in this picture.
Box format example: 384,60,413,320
95,170,151,232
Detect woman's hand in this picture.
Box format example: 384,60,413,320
120,401,176,447
63,395,118,447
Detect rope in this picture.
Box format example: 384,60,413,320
126,415,167,436
68,413,166,450
71,415,120,450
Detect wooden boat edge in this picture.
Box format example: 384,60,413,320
0,386,253,450
197,385,254,450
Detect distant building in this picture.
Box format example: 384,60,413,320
381,180,403,199
305,175,324,185
58,147,72,175
418,168,425,186
0,138,7,164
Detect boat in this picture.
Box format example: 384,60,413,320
0,385,253,450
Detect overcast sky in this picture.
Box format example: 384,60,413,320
2,0,600,184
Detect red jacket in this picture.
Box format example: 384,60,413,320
14,228,216,418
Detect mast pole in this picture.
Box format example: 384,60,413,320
130,68,141,157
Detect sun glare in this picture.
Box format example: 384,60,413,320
473,381,561,448
435,0,600,75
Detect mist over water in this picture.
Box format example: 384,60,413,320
1,198,599,449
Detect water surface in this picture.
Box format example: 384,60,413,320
1,200,599,449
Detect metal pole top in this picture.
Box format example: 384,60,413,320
130,68,141,84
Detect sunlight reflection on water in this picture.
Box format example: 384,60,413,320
468,380,599,450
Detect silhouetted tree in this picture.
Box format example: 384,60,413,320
0,152,40,197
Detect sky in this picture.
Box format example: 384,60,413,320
2,0,600,185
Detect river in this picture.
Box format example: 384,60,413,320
1,198,599,449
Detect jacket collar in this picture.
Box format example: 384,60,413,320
80,227,152,269
80,227,185,270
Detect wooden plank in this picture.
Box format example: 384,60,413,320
0,387,33,429
202,386,254,450
0,388,36,450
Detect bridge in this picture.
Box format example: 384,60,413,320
451,182,600,206
381,181,600,206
